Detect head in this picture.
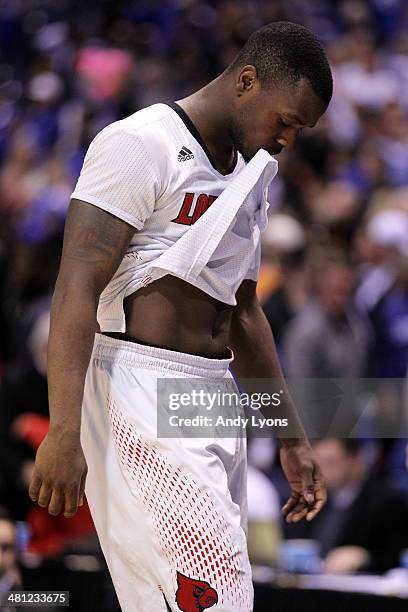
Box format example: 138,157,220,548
316,259,354,316
226,22,332,161
0,509,17,578
313,439,364,492
261,213,306,269
365,208,408,270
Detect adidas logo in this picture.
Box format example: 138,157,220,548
177,146,194,162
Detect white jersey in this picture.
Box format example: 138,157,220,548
71,103,278,332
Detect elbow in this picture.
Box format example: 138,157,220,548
235,298,265,331
53,269,103,300
229,299,274,349
51,275,100,314
229,305,260,349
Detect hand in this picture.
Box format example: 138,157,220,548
28,428,87,518
280,439,326,523
324,546,369,574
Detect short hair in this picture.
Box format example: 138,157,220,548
230,21,333,106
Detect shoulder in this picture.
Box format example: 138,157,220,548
118,103,173,129
102,104,176,147
88,104,177,179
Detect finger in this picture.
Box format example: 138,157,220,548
301,464,315,506
286,501,307,523
281,494,300,516
289,506,309,523
78,472,87,507
286,499,306,518
311,468,327,504
28,471,42,501
64,484,80,518
48,488,64,516
306,497,326,521
37,482,52,509
306,478,327,521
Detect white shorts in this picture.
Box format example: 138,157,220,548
81,334,253,612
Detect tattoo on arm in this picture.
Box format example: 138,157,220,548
59,199,135,289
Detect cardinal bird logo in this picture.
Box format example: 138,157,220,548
175,571,218,611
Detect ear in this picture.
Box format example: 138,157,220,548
236,65,259,96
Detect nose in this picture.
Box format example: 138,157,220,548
276,127,300,149
275,136,288,149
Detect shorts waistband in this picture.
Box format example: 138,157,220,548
92,333,233,378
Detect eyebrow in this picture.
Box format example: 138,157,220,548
285,113,316,128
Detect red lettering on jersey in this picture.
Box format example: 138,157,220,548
172,193,218,226
172,192,195,225
192,194,209,224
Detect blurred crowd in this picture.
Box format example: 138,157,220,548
0,0,408,605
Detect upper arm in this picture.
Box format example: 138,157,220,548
229,279,265,347
58,122,161,296
71,125,160,230
56,199,135,296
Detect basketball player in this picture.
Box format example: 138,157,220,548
29,22,333,612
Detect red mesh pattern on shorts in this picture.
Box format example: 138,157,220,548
107,394,251,608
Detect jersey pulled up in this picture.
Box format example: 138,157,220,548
71,103,278,332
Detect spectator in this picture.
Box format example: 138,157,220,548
0,307,95,555
359,209,408,377
247,465,281,568
284,438,408,574
261,213,308,348
334,30,399,111
282,255,368,378
247,439,281,567
0,507,22,596
0,309,50,518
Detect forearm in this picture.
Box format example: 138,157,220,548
30,200,135,518
229,300,307,445
230,301,283,378
47,279,99,435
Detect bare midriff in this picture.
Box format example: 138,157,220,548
103,275,234,358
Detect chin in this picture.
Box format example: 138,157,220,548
241,152,253,163
266,145,283,156
241,145,282,161
237,146,258,163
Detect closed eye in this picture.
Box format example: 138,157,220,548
278,117,290,128
279,116,304,136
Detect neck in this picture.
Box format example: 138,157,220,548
176,75,237,174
